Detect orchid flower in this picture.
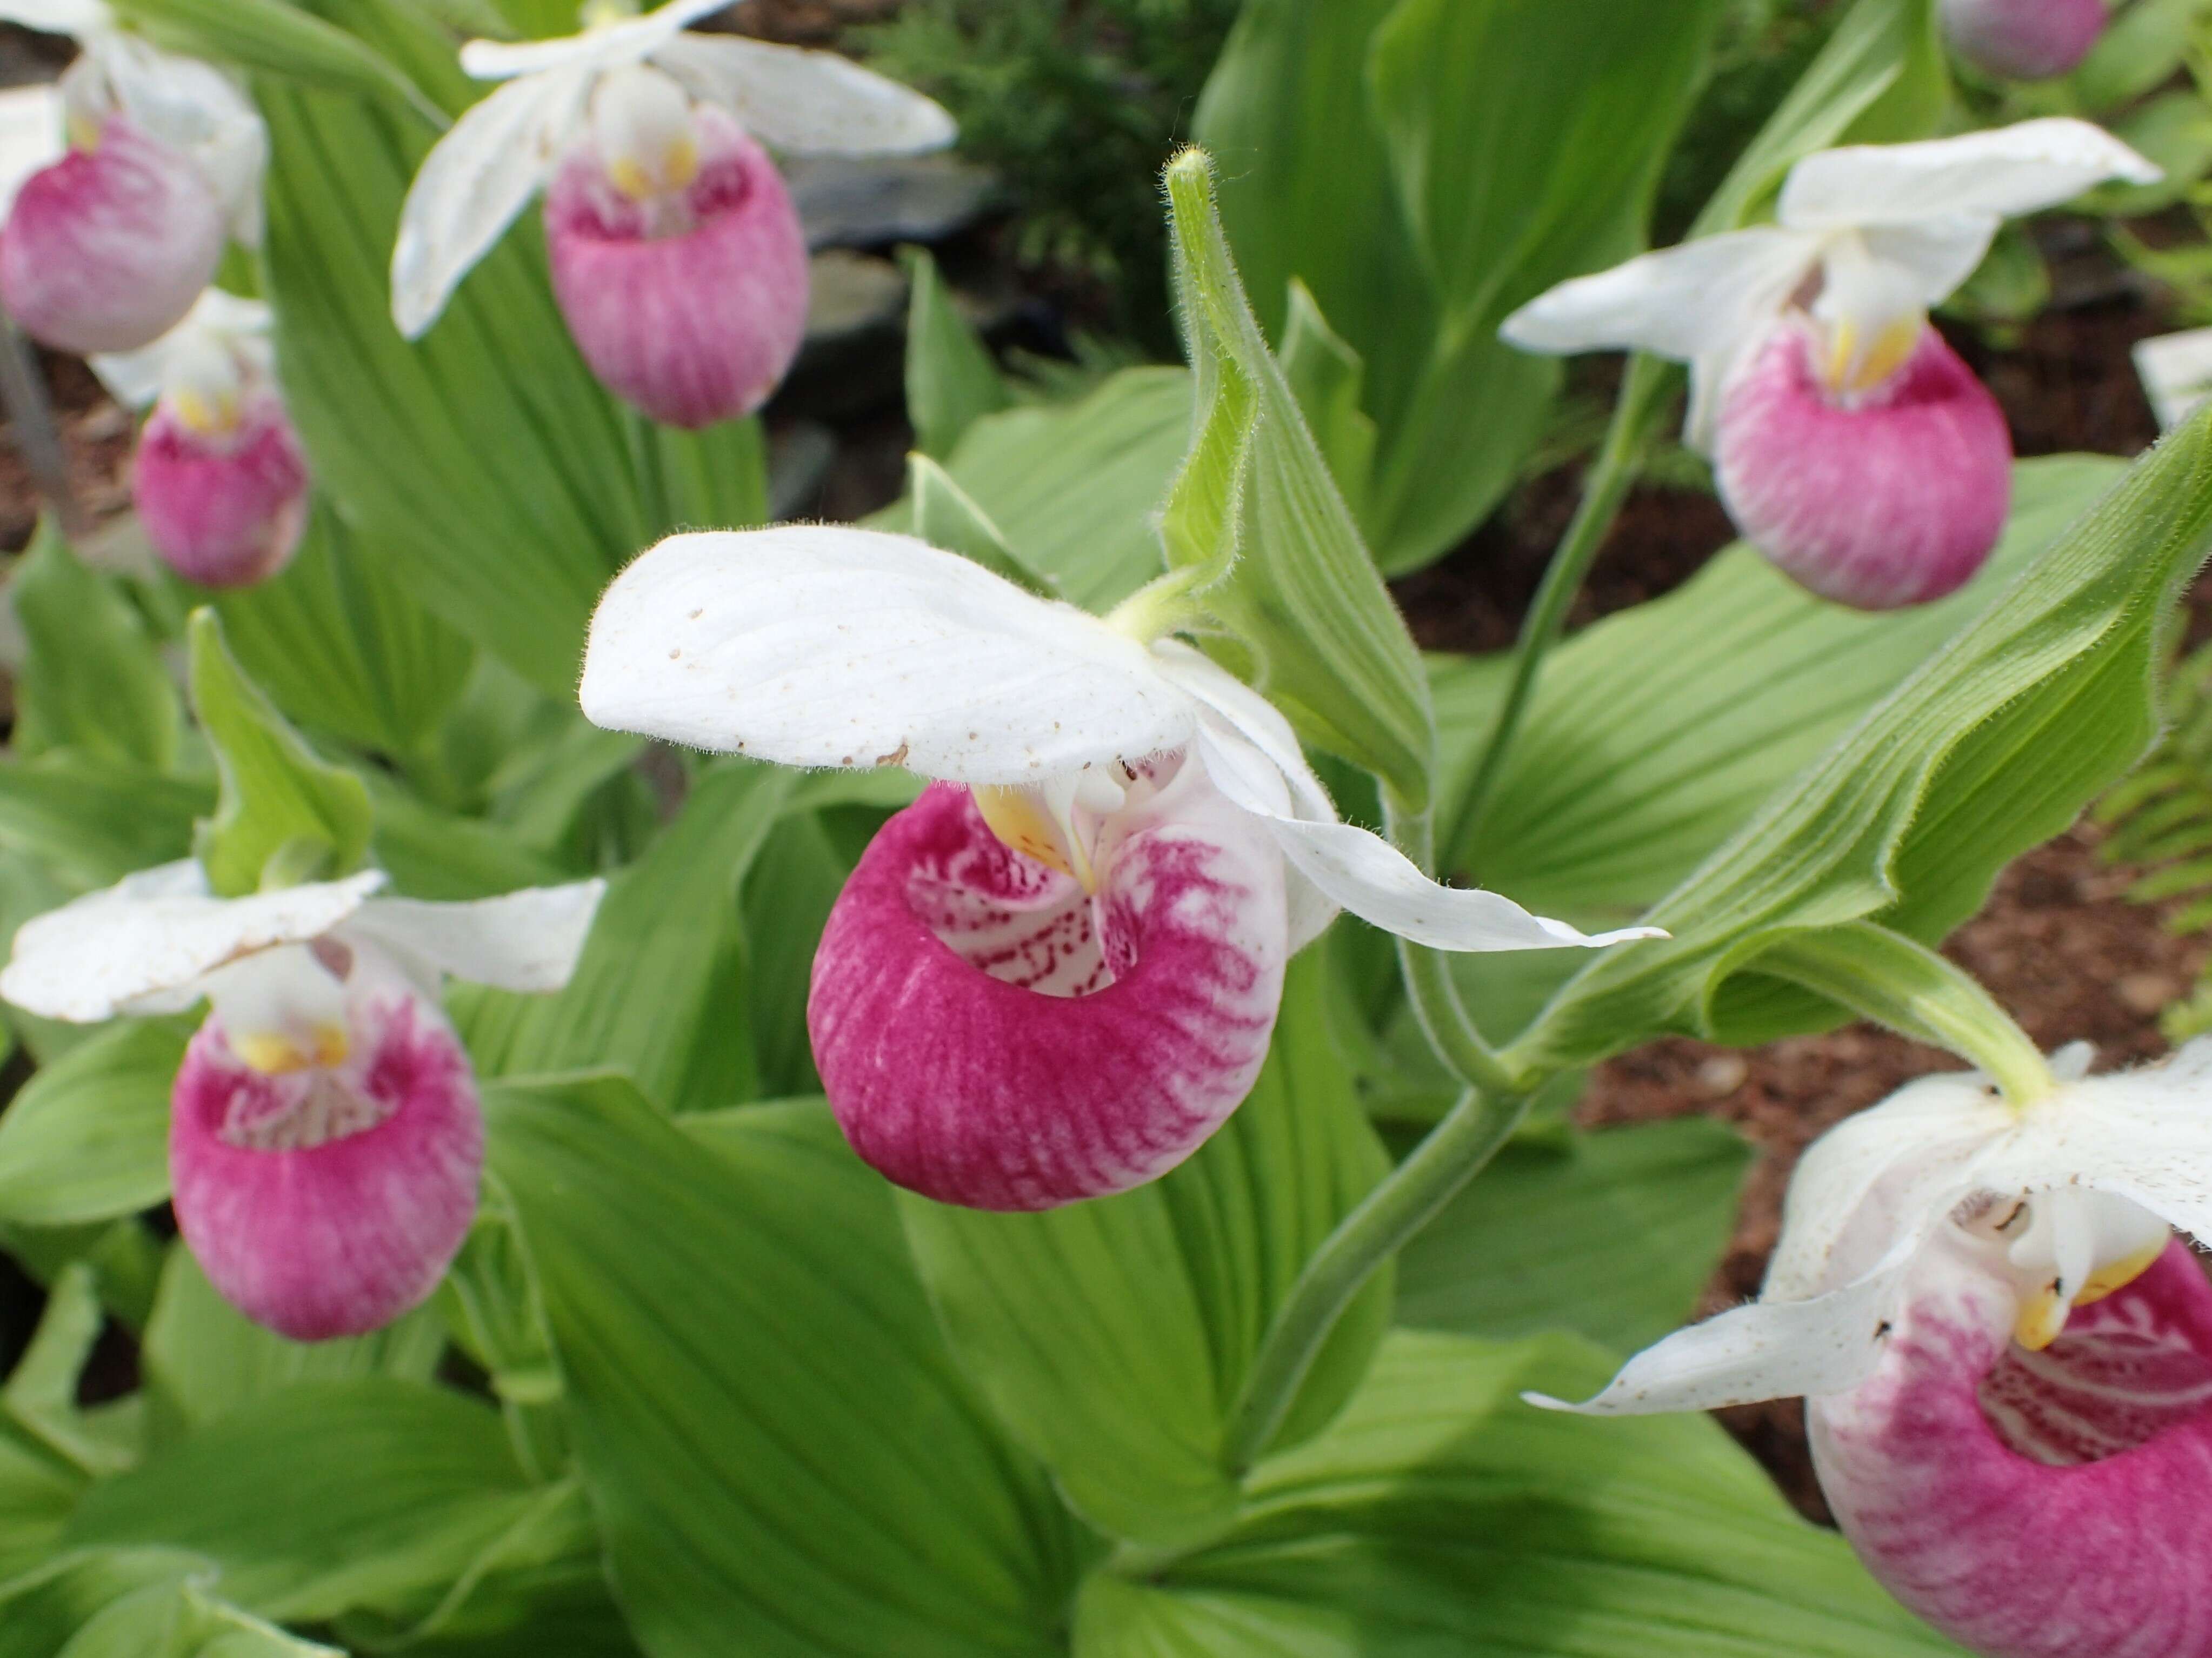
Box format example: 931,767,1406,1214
90,290,309,588
0,0,265,354
579,525,1659,1211
1942,0,2107,81
1,864,604,1340
1536,1042,2212,1658
1502,121,2156,611
391,0,954,427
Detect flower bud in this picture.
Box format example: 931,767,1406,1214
132,392,309,588
1941,0,2106,80
1715,322,2013,610
543,89,808,429
169,950,483,1341
0,115,225,355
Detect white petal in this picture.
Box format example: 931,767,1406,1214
340,879,607,994
1528,1257,1914,1415
0,0,107,35
89,32,266,238
580,526,1197,785
1857,218,2002,309
650,34,955,155
0,84,61,218
458,0,730,81
0,867,385,1022
1499,228,1816,364
1184,724,1662,954
1780,118,2160,232
91,289,270,410
2134,329,2212,432
390,68,587,339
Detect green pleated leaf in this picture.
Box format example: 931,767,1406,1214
138,1249,444,1449
256,0,767,699
5,1265,138,1481
1163,150,1434,808
10,522,180,773
1514,420,2212,1072
1442,456,2126,928
0,1021,189,1229
187,610,372,896
872,367,1192,612
1074,1331,1963,1657
0,1433,82,1585
908,454,1050,596
452,763,788,1112
67,1380,536,1629
1357,0,1725,570
485,1076,1083,1658
110,0,444,126
61,1581,347,1658
1276,280,1375,522
0,1552,213,1658
901,246,1011,460
208,501,475,759
900,954,1392,1549
0,756,208,894
1396,1117,1751,1356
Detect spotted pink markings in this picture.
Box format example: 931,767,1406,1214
1716,322,2014,611
1811,1240,2212,1658
809,781,1288,1210
170,992,484,1341
543,107,809,429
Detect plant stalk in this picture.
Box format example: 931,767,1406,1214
1458,355,1673,844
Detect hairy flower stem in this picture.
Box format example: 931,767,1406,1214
1221,799,1537,1473
1460,355,1674,844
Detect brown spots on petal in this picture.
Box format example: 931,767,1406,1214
876,741,909,767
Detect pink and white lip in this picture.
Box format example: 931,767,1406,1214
1813,1234,2212,1658
131,393,310,588
1941,0,2107,80
170,950,483,1341
1715,320,2013,610
811,769,1287,1209
1536,1043,2212,1658
544,101,808,428
0,113,224,355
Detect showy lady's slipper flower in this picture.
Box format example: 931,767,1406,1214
0,1,265,354
1538,1043,2212,1658
579,526,1660,1211
1503,121,2156,611
90,290,309,587
1942,0,2107,80
391,0,955,427
0,865,603,1339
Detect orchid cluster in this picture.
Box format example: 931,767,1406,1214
0,1,2209,1655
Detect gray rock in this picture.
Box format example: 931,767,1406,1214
787,153,1000,251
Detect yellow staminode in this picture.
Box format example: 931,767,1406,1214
973,785,1096,892
2011,1236,2167,1352
231,1021,349,1077
608,132,699,203
172,385,242,441
1823,313,1923,397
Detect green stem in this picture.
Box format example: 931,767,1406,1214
1223,1081,1529,1472
624,406,671,537
1460,356,1673,843
1756,921,2056,1106
1219,798,1539,1473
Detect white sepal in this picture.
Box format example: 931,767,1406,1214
579,526,1197,785
0,0,108,35
1499,228,1815,363
84,34,268,244
458,0,730,81
0,865,387,1022
0,84,62,219
339,879,607,995
1779,118,2159,232
390,66,591,339
650,32,956,155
